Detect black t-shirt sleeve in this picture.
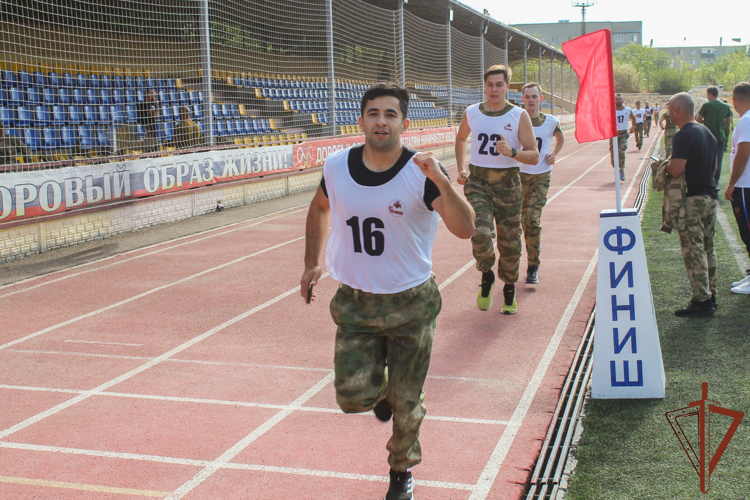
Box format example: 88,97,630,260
320,176,328,197
671,130,690,161
423,161,451,211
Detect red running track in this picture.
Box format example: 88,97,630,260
0,130,661,499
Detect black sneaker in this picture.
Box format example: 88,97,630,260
674,299,715,317
374,398,392,422
711,293,718,310
385,469,414,500
526,266,539,284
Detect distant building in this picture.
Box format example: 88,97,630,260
512,21,642,51
654,45,746,69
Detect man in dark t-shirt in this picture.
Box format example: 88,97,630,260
667,93,718,317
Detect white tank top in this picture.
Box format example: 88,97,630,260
466,102,524,169
616,107,632,131
522,114,559,175
633,108,645,124
323,147,440,294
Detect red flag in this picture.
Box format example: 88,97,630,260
562,29,617,143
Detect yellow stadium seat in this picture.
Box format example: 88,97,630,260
238,104,248,116
254,88,263,99
175,78,184,89
262,135,271,146
26,62,37,73
253,136,262,147
340,126,347,135
301,132,308,141
269,135,278,145
283,101,291,112
268,119,278,130
294,133,302,143
143,69,152,78
226,75,233,86
234,137,243,146
311,113,319,125
243,137,253,147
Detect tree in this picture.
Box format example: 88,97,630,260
613,61,641,93
613,44,672,92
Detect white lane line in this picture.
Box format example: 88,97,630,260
0,275,326,441
0,236,305,352
716,203,750,275
438,259,475,291
64,340,143,347
0,442,474,491
468,249,598,500
0,205,309,298
7,349,150,361
546,154,610,205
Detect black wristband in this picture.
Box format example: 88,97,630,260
511,147,518,158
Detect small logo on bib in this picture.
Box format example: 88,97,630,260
388,200,404,217
504,123,513,131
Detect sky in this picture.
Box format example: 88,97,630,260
461,0,748,49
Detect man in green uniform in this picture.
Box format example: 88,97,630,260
697,87,734,181
174,106,203,150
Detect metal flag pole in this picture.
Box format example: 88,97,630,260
612,136,622,212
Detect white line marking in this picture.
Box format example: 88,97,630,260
64,340,143,347
0,236,305,352
0,442,474,491
546,154,610,205
0,205,308,298
438,259,475,291
468,249,598,500
0,275,326,441
716,203,750,274
7,349,150,360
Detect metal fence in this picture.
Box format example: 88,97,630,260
0,0,577,171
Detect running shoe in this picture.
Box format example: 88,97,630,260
374,398,392,422
731,281,750,295
731,273,750,288
674,299,715,317
385,469,414,500
477,270,494,311
620,170,626,181
526,266,539,284
501,284,517,314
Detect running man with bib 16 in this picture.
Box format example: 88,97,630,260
455,65,539,314
301,83,474,500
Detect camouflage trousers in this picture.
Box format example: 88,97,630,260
644,117,652,136
677,195,717,302
634,123,644,149
664,128,677,157
609,130,629,170
464,165,523,284
330,276,441,472
519,171,552,267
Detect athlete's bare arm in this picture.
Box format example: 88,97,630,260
413,152,475,239
629,112,635,134
455,110,471,185
547,129,565,165
659,114,666,129
300,185,331,302
496,111,539,165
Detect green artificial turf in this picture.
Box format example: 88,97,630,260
566,132,750,500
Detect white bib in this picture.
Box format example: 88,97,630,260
467,103,524,169
633,109,645,124
323,147,440,294
521,114,559,175
616,107,632,131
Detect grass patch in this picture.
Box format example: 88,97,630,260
566,137,750,500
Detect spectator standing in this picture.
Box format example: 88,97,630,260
722,99,734,151
174,106,202,150
697,87,733,182
137,89,160,152
724,83,750,293
667,93,719,317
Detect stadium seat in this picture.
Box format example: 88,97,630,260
19,70,33,88
136,123,146,141
0,106,13,128
167,79,176,91
42,87,56,104
86,89,99,105
68,105,82,124
243,119,254,135
112,89,124,105
35,105,50,126
192,104,203,120
146,77,156,89
23,128,42,151
216,120,228,137
100,89,112,105
211,103,221,119
9,87,23,106
230,104,239,117
161,105,172,121
172,105,181,122
34,71,47,87
110,105,125,124
136,89,145,103
1,70,18,88
113,74,124,88
61,126,77,148
98,105,109,123
0,88,6,105
125,89,136,104
52,105,66,124
135,76,145,89
125,105,138,123
101,74,112,88
43,127,61,150
189,91,199,105
226,120,236,136
77,125,93,150
158,90,168,104
16,105,32,127
26,87,41,105
156,78,166,90
178,90,189,106
72,88,85,105
82,105,96,124
125,74,135,88
76,73,88,88
96,127,112,149
89,74,100,89
62,72,75,89
221,104,231,118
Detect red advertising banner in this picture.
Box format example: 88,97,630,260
293,126,457,170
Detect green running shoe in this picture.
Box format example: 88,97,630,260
501,284,517,314
477,270,494,311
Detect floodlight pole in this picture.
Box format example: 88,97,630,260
504,32,509,67
550,53,555,115
398,0,406,86
326,0,336,136
523,42,528,85
479,21,485,89
446,2,453,126
199,0,213,146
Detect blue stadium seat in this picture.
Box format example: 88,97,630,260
0,88,6,105
0,106,13,128
43,127,61,150
243,119,254,135
197,121,204,136
221,104,231,118
43,87,56,105
260,118,272,134
289,101,297,112
167,79,176,91
101,74,112,88
136,89,145,103
113,74,124,88
156,78,166,90
89,74,101,89
78,125,94,149
34,71,47,87
158,105,169,121
234,119,243,135
16,105,32,127
158,90,168,104
98,105,109,123
113,89,124,105
198,91,204,104
216,120,228,137
1,70,17,88
35,105,50,126
110,105,125,124
26,87,40,105
189,91,199,105
68,105,82,124
126,105,138,123
178,90,189,106
234,76,241,87
146,77,156,89
230,104,239,117
125,89,136,104
192,104,203,120
61,126,77,148
261,88,271,99
63,72,75,89
212,121,220,140
72,88,86,105
23,128,42,151
52,105,66,124
8,87,24,106
211,103,221,119
76,73,88,88
86,88,99,105
125,75,135,88
58,88,71,105
83,105,97,124
135,76,144,88
161,121,174,143
100,89,112,105
172,105,181,122
96,127,111,149
226,120,236,136
19,70,33,88
169,91,179,105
